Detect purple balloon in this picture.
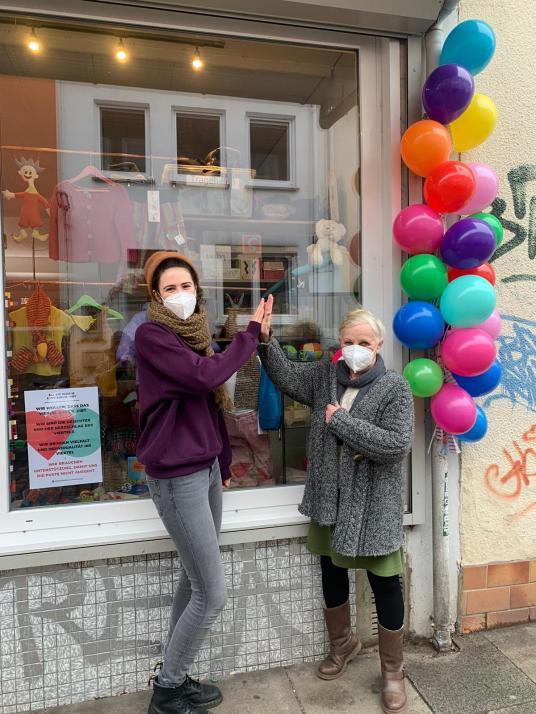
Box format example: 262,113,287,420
440,218,496,269
422,64,475,125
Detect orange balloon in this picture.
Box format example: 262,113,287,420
400,120,452,177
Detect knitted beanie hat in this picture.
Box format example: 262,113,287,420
143,251,199,297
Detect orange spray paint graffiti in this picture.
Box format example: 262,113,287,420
484,424,536,522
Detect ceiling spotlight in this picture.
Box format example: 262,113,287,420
115,38,128,63
192,47,204,72
27,28,41,54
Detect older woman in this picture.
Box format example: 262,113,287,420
258,307,414,714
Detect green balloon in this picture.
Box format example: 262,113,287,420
400,254,448,301
471,212,503,247
403,359,444,398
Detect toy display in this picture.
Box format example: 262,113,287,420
2,157,49,242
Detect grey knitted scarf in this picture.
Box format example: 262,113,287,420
335,355,386,403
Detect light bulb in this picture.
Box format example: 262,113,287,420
115,39,128,63
27,29,41,53
192,47,204,72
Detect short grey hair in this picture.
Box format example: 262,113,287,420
339,308,385,340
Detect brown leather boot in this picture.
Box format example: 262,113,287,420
317,601,361,680
378,625,407,714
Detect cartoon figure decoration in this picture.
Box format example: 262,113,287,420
307,219,349,267
2,157,49,242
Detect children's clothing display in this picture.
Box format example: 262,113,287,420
223,410,273,487
9,287,94,376
69,307,118,397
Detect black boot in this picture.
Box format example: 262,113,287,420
181,675,223,709
148,677,213,714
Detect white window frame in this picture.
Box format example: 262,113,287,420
171,107,228,188
246,112,297,190
0,18,425,565
96,100,153,184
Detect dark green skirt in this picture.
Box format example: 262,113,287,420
306,520,403,576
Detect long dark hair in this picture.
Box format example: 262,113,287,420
151,257,204,310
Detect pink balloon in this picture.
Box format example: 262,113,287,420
441,328,496,376
460,163,499,215
431,383,477,434
476,309,501,339
393,204,444,254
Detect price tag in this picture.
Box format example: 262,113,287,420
147,190,160,222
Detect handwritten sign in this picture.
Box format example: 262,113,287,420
24,387,103,489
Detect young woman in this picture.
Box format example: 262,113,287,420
135,251,271,714
258,306,414,714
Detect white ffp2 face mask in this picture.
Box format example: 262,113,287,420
342,344,374,373
163,291,197,320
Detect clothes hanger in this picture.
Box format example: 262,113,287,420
67,294,123,320
68,164,115,186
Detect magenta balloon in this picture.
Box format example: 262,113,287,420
393,204,444,254
431,383,477,434
460,163,499,214
477,310,502,339
441,328,496,376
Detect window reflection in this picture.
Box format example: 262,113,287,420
0,21,361,509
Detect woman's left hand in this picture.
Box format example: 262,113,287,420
223,479,231,489
325,402,340,424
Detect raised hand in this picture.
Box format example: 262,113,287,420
260,294,273,343
251,298,266,325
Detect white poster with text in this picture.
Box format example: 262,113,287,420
24,387,103,489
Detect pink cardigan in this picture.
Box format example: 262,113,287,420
49,181,136,263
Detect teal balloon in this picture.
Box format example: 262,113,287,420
61,408,101,457
440,20,496,75
440,275,496,327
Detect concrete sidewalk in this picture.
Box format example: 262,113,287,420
35,623,536,714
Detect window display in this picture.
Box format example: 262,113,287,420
0,20,361,509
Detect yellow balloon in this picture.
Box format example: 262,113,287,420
449,93,497,152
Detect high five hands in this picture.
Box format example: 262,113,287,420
252,294,273,343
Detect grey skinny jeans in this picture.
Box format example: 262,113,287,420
147,459,227,687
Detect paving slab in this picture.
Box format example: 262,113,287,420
35,690,151,714
484,624,536,683
33,668,303,714
216,667,303,714
489,704,536,714
287,648,431,714
405,635,536,714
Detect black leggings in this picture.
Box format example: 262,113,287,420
320,555,404,631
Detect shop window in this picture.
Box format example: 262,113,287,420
249,118,291,182
0,20,361,513
176,112,222,176
100,106,147,173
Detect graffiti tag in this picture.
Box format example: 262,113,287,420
484,424,536,522
491,165,536,283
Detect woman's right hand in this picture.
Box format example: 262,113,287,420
260,294,273,343
251,298,266,325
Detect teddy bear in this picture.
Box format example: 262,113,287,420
307,219,348,267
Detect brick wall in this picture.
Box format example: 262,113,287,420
460,560,536,633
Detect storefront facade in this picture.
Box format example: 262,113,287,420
0,1,443,710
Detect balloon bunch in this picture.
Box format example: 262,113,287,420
393,20,501,443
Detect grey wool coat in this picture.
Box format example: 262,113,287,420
257,338,415,558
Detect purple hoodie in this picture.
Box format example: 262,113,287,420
135,320,260,480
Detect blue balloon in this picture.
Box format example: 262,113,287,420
452,359,502,396
422,64,474,125
440,275,496,327
457,405,488,442
440,20,496,76
393,301,445,349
